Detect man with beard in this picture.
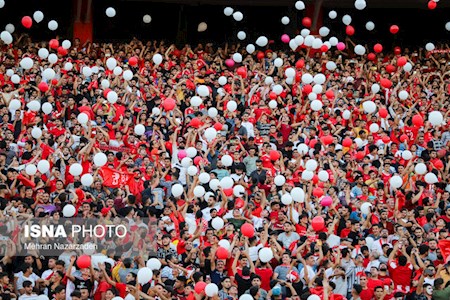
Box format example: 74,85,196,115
371,227,391,254
157,235,178,267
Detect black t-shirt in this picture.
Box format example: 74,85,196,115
73,277,93,293
234,273,252,296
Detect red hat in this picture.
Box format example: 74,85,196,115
101,207,111,217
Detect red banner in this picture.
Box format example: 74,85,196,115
438,239,450,262
99,167,133,188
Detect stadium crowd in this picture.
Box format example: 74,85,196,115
0,31,449,300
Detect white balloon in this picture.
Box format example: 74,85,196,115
11,75,20,84
9,99,21,111
220,177,234,189
20,57,34,70
186,166,197,177
326,61,337,71
295,1,305,10
304,35,314,47
274,175,286,186
94,153,107,167
48,54,58,64
101,79,110,89
240,295,253,300
48,20,58,31
281,16,290,25
402,150,412,160
343,110,351,120
415,163,427,175
227,101,237,112
42,68,56,80
314,73,326,84
302,73,313,84
366,21,375,31
69,163,83,176
197,85,209,97
281,194,293,205
106,7,116,17
297,143,309,155
153,53,163,65
233,185,245,197
4,24,15,34
205,283,219,297
42,102,53,114
0,30,12,44
363,101,376,114
301,29,310,37
329,37,338,46
302,170,314,181
342,15,352,25
329,10,337,19
212,217,224,230
27,100,41,112
369,123,379,133
33,11,44,23
106,57,117,70
146,258,162,270
36,160,51,175
259,247,274,262
354,44,366,56
82,66,92,77
209,179,220,191
224,7,234,16
62,204,76,217
285,77,294,85
77,113,89,124
123,70,133,81
81,174,94,187
390,175,403,188
318,170,329,182
246,44,255,54
274,58,283,67
152,107,160,116
134,124,145,135
360,203,372,215
269,100,277,109
256,36,268,47
355,0,367,10
25,164,37,176
199,172,211,184
62,40,71,49
197,22,207,32
208,107,218,118
137,268,153,284
371,83,380,94
446,22,450,31
237,31,246,40
291,187,305,203
5,69,13,77
190,96,202,107
204,128,217,141
31,127,42,139
273,84,283,95
429,111,444,126
398,90,409,100
232,53,242,63
403,63,413,72
294,35,304,46
221,155,233,167
319,26,330,37
312,84,323,94
312,38,323,49
425,42,435,51
308,93,317,101
425,173,438,184
354,138,363,148
172,184,184,197
311,100,323,111
289,39,298,51
305,159,318,171
107,91,118,104
233,11,243,21
64,62,73,71
194,185,205,197
143,14,152,23
113,66,122,76
264,76,273,85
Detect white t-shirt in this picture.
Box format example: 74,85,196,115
15,272,40,290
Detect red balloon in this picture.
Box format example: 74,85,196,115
394,47,402,55
434,160,444,169
390,25,399,34
303,84,312,94
216,247,229,259
189,118,201,128
193,156,203,166
213,123,223,131
77,255,91,269
386,65,396,73
428,1,437,10
57,46,68,56
194,282,207,294
320,45,328,52
237,67,247,78
269,150,281,161
400,134,408,143
313,187,324,198
257,51,265,60
128,56,138,66
367,53,376,61
51,79,58,85
356,151,365,160
49,39,59,49
309,139,318,148
235,198,244,209
321,135,333,145
379,108,388,118
382,136,391,144
269,92,277,100
342,138,352,147
346,25,355,36
325,89,334,100
21,16,33,29
311,216,325,231
373,44,383,53
223,188,233,197
412,115,424,127
173,49,181,57
397,56,407,67
302,17,312,28
312,174,319,184
380,78,392,89
296,59,305,69
38,82,48,92
103,88,111,98
163,98,176,111
241,223,255,237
